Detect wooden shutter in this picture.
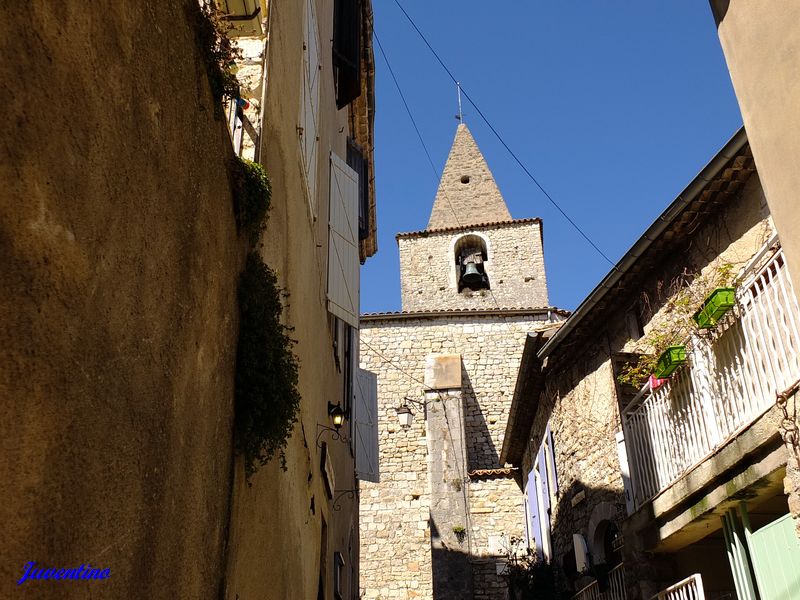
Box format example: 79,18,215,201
332,0,362,108
327,152,360,327
525,469,542,560
301,0,321,213
545,424,559,495
353,367,379,482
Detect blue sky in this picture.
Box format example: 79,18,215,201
361,2,743,313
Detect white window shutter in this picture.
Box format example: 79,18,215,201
354,367,379,482
300,0,320,213
327,152,360,327
616,430,635,515
573,534,589,573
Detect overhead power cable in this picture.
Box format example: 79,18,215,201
390,0,616,268
375,27,566,332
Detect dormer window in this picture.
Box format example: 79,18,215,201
454,234,490,292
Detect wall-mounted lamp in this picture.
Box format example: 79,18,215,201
316,402,349,448
329,402,346,429
395,396,427,430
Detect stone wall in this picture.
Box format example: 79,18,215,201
359,311,560,599
469,476,526,600
398,221,549,313
524,350,627,578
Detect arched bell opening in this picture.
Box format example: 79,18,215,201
454,234,490,292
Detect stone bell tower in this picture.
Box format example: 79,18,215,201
398,123,549,311
359,124,563,600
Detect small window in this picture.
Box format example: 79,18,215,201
625,306,644,341
332,0,362,109
343,324,354,415
460,175,470,184
346,138,370,242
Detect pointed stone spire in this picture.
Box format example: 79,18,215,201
427,124,512,230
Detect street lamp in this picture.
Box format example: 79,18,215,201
396,404,413,429
328,402,346,429
395,397,426,430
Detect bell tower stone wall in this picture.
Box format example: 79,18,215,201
398,220,549,312
359,123,565,599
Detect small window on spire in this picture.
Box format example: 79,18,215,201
460,175,470,184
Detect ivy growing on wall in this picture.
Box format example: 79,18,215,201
231,157,272,243
235,252,301,481
194,2,241,104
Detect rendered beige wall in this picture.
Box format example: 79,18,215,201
710,0,800,541
711,1,800,302
0,1,366,598
0,2,242,598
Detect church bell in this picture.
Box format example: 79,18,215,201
461,261,483,287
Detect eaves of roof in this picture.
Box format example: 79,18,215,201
395,218,541,240
360,306,570,322
538,127,753,361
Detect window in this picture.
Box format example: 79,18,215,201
332,0,362,109
346,138,370,243
624,305,644,341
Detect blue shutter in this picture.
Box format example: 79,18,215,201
526,468,542,561
538,445,550,513
547,424,559,494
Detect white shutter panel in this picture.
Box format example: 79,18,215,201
354,367,379,482
327,152,360,327
616,430,635,515
300,0,320,213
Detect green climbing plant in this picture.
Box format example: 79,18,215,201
231,157,272,242
617,262,739,388
234,251,301,481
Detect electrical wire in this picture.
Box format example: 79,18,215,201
390,0,617,268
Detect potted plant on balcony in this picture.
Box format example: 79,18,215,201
653,345,686,378
692,287,736,329
617,263,739,387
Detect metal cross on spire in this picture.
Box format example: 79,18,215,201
456,81,464,123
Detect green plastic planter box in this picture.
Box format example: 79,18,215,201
654,345,686,378
693,287,736,329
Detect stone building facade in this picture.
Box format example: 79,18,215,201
359,124,567,599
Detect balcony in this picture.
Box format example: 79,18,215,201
623,241,800,509
572,564,627,600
